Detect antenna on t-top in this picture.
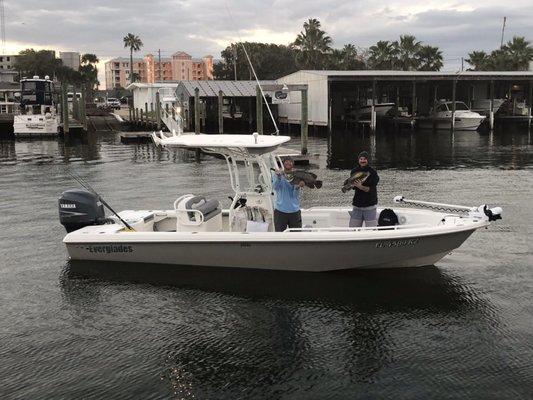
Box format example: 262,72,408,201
224,1,280,135
500,16,507,49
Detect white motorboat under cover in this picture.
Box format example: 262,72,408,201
418,101,485,131
59,133,502,271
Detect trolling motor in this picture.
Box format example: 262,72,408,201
393,195,503,222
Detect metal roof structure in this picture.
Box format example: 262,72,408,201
286,70,533,81
126,82,181,90
177,80,276,97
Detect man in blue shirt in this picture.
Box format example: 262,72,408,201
272,157,305,232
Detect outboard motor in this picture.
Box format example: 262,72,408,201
59,189,106,233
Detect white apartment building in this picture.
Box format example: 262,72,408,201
60,52,81,70
0,55,17,71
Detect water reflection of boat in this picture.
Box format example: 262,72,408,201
63,260,486,311
61,260,495,394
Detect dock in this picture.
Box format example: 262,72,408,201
120,131,153,143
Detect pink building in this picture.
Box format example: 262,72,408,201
105,52,214,89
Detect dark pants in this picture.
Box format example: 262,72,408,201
274,209,302,232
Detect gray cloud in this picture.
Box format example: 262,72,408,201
4,1,532,83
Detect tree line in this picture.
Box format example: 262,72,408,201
466,36,533,71
14,49,99,91
215,18,532,80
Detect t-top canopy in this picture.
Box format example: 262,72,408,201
153,133,291,155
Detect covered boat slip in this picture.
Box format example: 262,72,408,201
276,70,533,131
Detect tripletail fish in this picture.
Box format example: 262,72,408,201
341,171,370,193
271,168,323,189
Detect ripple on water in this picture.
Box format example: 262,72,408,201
0,129,532,399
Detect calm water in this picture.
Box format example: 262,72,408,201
0,126,532,399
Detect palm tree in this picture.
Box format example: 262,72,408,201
393,35,422,70
502,36,533,70
81,53,99,65
466,51,490,70
368,40,396,69
293,19,332,69
79,53,100,91
417,45,443,71
123,33,143,83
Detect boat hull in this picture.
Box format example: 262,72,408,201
357,103,395,117
418,117,484,131
65,229,476,271
13,115,58,137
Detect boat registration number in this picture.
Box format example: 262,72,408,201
375,238,420,248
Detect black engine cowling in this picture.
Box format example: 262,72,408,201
59,189,106,232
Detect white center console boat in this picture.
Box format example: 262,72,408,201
59,133,502,271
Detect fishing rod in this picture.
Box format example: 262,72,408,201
67,171,136,231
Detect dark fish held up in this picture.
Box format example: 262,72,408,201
287,170,323,189
272,168,323,189
341,171,369,193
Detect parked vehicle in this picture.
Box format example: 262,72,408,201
106,98,121,109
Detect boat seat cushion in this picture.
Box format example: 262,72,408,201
186,196,221,222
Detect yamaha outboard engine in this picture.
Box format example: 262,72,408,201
59,189,106,233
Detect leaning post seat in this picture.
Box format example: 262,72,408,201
175,195,223,232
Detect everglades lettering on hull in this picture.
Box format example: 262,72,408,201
375,238,420,248
85,244,134,254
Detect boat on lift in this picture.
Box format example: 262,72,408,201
13,75,59,137
58,132,502,271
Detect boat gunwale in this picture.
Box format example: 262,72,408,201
63,221,486,245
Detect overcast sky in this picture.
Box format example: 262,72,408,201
5,0,533,88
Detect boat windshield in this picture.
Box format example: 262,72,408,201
21,80,54,105
454,102,470,111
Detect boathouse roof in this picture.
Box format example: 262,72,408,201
281,70,533,81
177,80,276,98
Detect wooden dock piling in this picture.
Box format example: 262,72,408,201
80,86,88,131
194,87,201,161
194,87,200,134
370,79,377,133
411,81,417,118
527,81,533,128
72,88,79,121
489,80,495,131
155,92,161,130
61,84,69,134
218,90,224,134
301,88,308,154
451,79,457,131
